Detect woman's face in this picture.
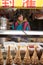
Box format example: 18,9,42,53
18,15,23,22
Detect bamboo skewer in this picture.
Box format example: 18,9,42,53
23,46,31,65
0,49,4,65
6,46,13,65
40,52,43,65
14,45,22,65
31,45,39,65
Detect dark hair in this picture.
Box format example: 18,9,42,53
13,9,23,22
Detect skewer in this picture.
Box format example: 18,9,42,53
31,45,39,65
14,45,22,65
23,46,31,65
6,46,13,65
40,51,43,65
0,48,4,65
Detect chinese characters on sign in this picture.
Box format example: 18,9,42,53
0,0,43,7
2,0,14,7
23,0,36,7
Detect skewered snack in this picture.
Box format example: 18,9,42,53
23,46,31,65
14,45,22,65
40,52,43,65
0,49,4,65
31,45,39,65
6,46,13,65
